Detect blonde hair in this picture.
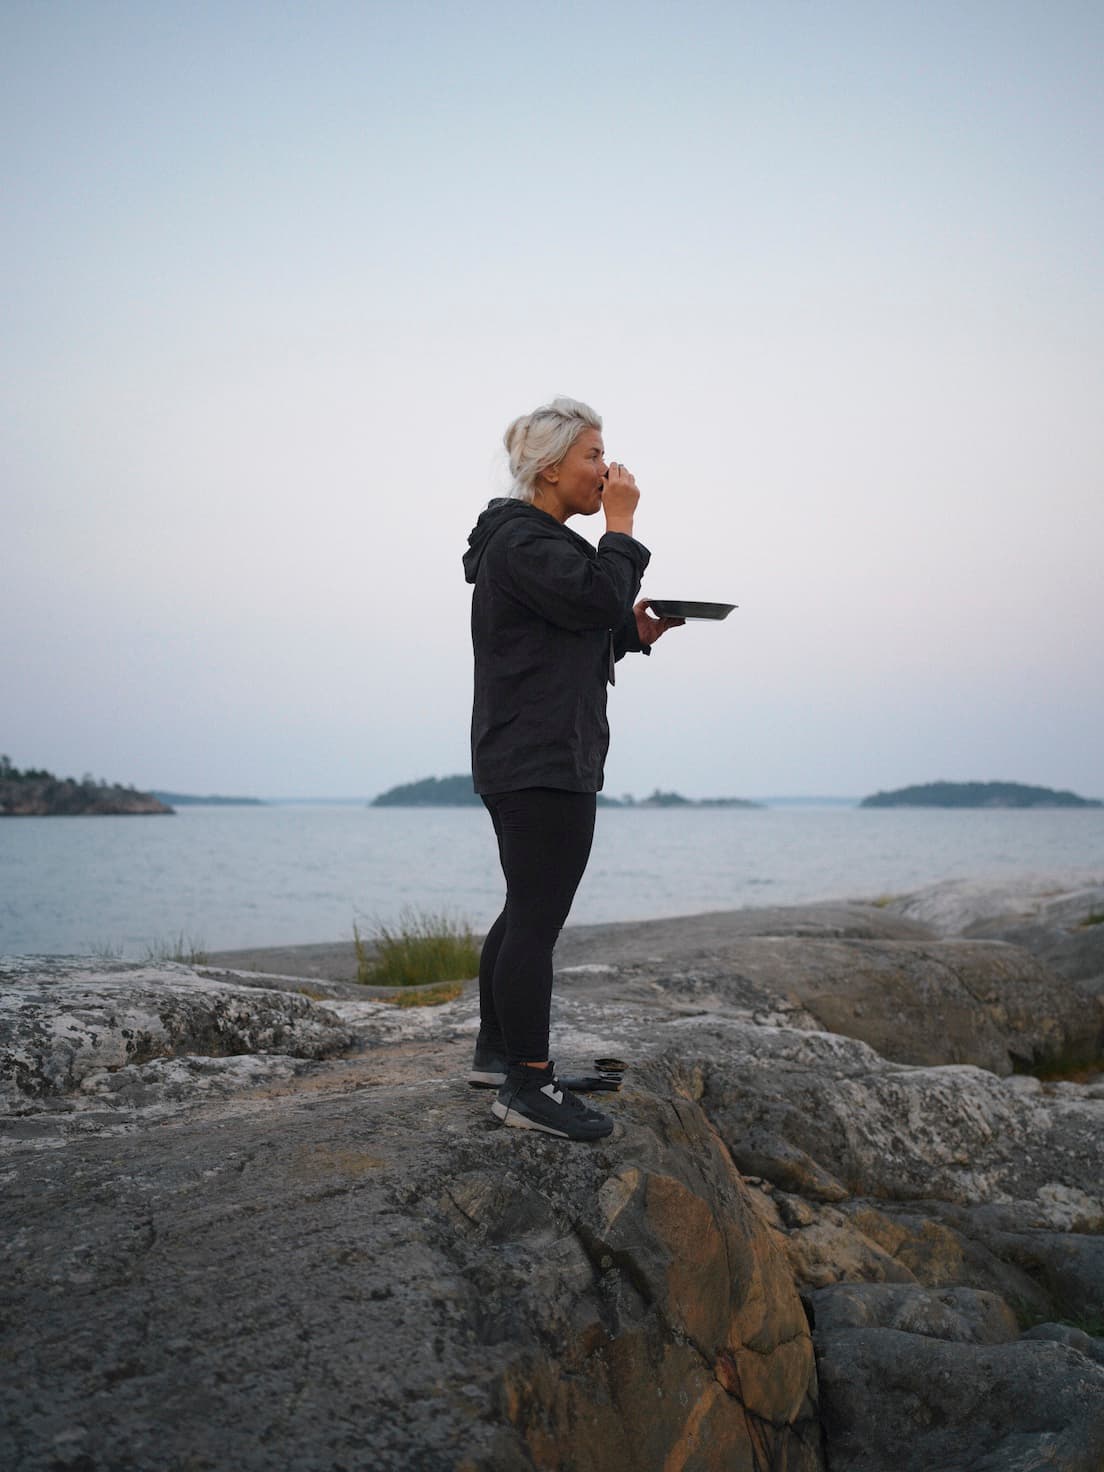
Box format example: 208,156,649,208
503,397,602,503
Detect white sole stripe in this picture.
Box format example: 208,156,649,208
490,1099,568,1137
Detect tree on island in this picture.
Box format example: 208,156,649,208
860,780,1101,809
371,774,481,807
0,756,172,816
640,789,692,807
371,774,760,809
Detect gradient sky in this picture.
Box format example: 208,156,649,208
4,0,1102,799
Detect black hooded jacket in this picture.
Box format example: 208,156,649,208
463,499,651,794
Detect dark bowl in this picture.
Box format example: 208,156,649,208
647,600,737,621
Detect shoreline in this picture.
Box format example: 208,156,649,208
200,900,911,983
201,872,1104,984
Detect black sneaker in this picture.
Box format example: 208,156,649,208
491,1063,614,1141
468,1034,509,1089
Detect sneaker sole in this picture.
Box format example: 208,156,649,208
468,1070,507,1088
491,1098,613,1141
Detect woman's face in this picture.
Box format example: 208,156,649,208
538,428,608,521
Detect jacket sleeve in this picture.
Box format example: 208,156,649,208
493,525,651,632
613,610,652,661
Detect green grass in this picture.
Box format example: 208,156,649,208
1009,1296,1104,1337
142,933,210,966
385,980,465,1007
353,909,479,988
1012,1042,1104,1084
1080,910,1104,928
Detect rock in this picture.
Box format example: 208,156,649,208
884,875,1104,937
807,1282,1020,1344
5,893,1104,1471
1021,1322,1104,1366
0,1038,824,1472
634,1010,1104,1325
680,1025,1104,1221
552,906,1096,1077
552,902,941,966
0,956,356,1108
78,1052,319,1107
815,1329,1104,1472
828,1200,1104,1324
885,878,1104,1034
658,935,1088,1076
724,1125,850,1202
780,1202,919,1290
965,917,1104,989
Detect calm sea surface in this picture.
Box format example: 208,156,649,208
2,803,1104,957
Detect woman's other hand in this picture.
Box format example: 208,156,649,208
634,598,685,646
602,462,640,535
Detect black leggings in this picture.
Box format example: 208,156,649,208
478,787,597,1063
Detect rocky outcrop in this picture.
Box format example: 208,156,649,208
885,876,1104,1061
0,957,355,1108
0,775,172,815
807,1279,1104,1471
3,881,1103,1470
1,980,823,1471
549,900,1100,1077
814,1328,1104,1472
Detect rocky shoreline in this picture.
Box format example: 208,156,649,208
3,877,1103,1470
0,776,171,817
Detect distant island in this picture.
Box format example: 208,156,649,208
626,789,761,809
372,775,481,807
151,791,265,807
0,756,173,816
371,775,760,809
860,780,1101,810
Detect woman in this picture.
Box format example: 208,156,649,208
462,397,681,1141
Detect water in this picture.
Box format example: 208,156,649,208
2,803,1103,957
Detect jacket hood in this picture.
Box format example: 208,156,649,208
463,497,539,583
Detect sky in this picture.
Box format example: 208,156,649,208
3,0,1102,801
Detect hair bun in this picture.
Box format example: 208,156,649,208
503,415,531,475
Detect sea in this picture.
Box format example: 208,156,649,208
2,802,1104,958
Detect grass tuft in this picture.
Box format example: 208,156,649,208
86,939,125,962
1012,1045,1104,1084
1080,911,1104,928
353,909,479,988
384,981,465,1008
1009,1296,1104,1337
143,932,210,966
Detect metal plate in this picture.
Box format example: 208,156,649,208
647,600,737,621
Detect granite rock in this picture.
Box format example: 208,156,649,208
806,1282,1020,1345
5,889,1104,1471
1,1046,824,1472
814,1330,1104,1472
884,875,1104,938
0,956,355,1108
550,902,1097,1077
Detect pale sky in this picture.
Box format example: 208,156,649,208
4,0,1102,800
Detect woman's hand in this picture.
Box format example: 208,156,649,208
602,462,640,535
634,598,685,646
